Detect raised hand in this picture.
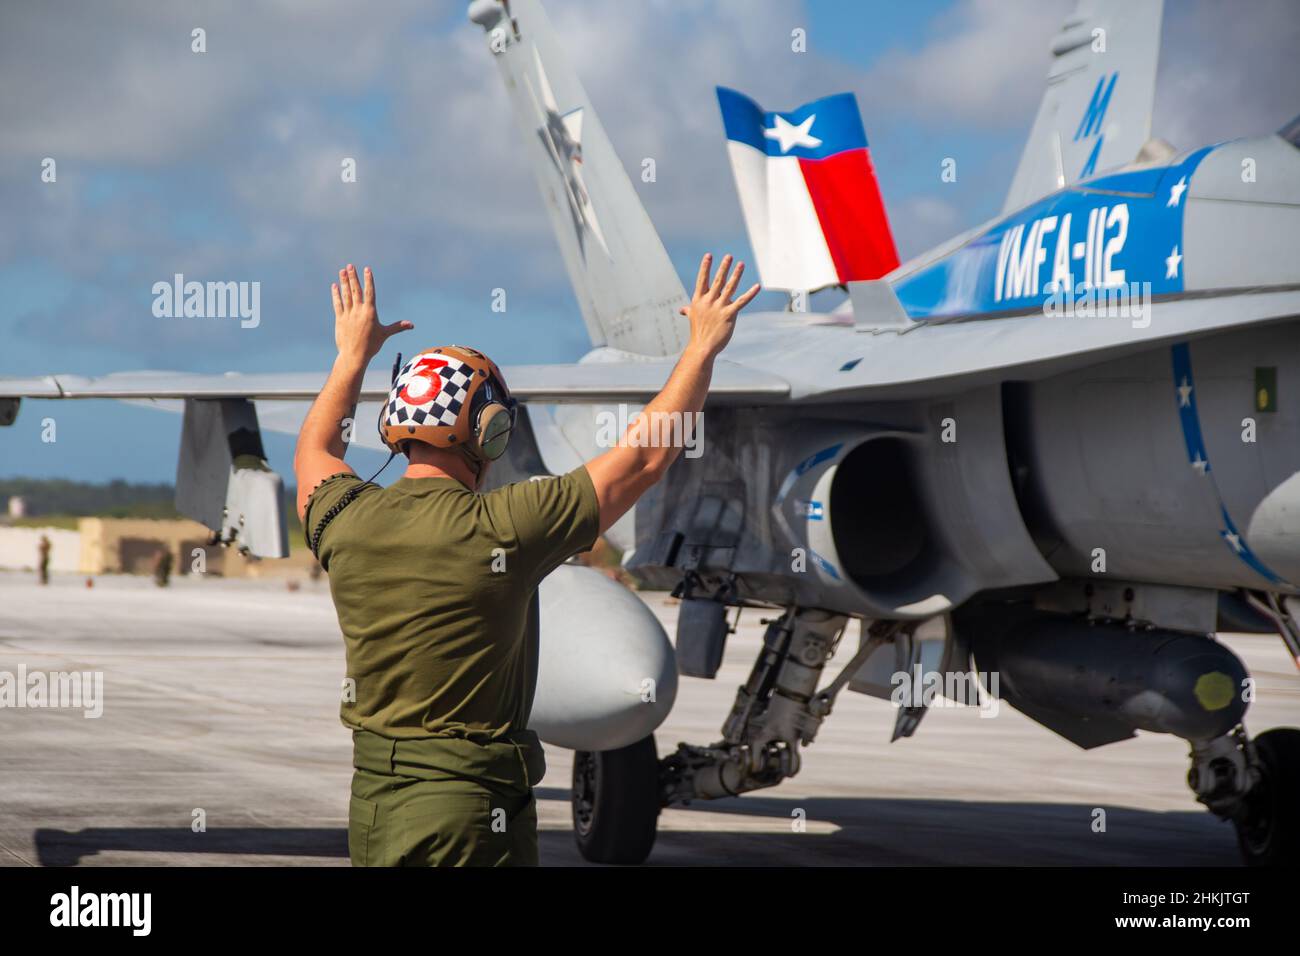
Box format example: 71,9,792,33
679,253,761,358
331,264,412,365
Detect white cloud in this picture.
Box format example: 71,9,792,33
0,0,1296,369
1153,0,1300,149
858,0,1072,126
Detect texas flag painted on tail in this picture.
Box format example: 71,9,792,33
717,87,899,292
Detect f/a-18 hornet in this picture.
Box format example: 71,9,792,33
3,0,1297,864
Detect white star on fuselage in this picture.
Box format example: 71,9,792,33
1166,245,1182,279
764,114,822,153
1167,176,1187,207
1177,377,1193,407
1192,452,1209,475
1224,530,1243,553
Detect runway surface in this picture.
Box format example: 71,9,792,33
1,570,1296,866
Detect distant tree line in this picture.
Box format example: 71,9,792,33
0,477,302,533
0,477,179,518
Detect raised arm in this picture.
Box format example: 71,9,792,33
584,253,760,535
293,264,412,520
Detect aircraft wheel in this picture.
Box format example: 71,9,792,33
571,735,660,864
1235,727,1300,866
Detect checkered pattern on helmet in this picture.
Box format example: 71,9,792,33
384,354,472,429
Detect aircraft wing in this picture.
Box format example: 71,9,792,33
0,356,788,560
4,287,1298,410
0,358,790,406
723,286,1300,402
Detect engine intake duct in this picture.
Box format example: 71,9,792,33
773,387,1057,620
958,605,1248,748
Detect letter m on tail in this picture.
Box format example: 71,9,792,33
1074,72,1117,141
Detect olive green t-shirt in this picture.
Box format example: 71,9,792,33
305,466,600,744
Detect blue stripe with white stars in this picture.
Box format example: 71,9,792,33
1171,342,1290,587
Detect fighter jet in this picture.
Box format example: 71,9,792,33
3,0,1298,866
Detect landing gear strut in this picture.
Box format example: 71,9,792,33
569,604,870,864
660,607,877,804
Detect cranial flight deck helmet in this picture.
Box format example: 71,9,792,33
378,345,517,463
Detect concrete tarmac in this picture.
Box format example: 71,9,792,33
1,571,1296,866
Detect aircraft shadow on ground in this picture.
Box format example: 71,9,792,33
533,788,1244,867
33,828,347,866
33,793,1241,866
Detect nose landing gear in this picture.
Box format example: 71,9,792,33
569,606,861,864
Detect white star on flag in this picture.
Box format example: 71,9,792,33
1167,176,1187,207
1166,245,1182,279
1177,377,1193,407
764,114,822,153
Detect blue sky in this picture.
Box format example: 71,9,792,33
1,0,1296,485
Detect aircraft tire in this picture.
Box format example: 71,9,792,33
1235,727,1300,866
571,735,660,864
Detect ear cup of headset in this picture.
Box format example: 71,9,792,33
476,403,514,461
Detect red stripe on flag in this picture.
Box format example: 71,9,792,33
798,149,899,283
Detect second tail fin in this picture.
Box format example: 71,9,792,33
468,0,688,357
1002,0,1164,213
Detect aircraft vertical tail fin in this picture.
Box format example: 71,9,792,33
1002,0,1164,214
717,87,899,292
468,0,688,357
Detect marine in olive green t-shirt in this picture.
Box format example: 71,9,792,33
306,465,600,746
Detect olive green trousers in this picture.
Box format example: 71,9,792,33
349,729,545,867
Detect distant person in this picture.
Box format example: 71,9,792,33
152,549,172,588
294,259,757,866
37,534,50,586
